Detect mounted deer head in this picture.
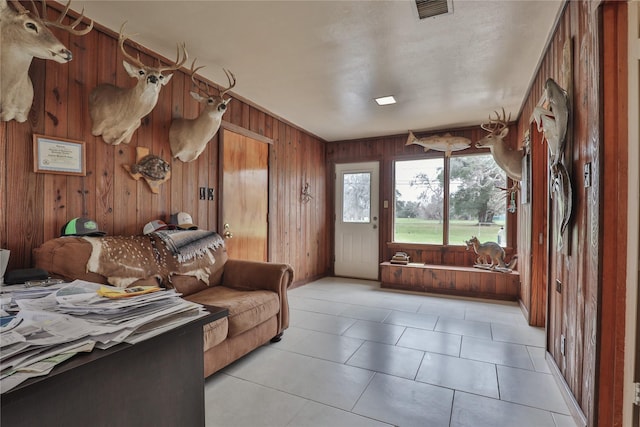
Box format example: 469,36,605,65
89,22,187,145
0,0,93,122
169,60,236,162
476,108,523,183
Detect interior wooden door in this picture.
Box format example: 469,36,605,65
220,129,269,261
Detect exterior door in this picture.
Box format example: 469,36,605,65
334,162,380,280
220,129,269,261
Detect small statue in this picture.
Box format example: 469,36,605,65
465,236,517,272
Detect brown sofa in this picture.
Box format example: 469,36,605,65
32,233,293,377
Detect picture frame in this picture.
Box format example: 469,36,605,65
33,134,86,176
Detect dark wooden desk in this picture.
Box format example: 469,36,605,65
1,306,228,427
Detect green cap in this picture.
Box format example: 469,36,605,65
61,217,106,237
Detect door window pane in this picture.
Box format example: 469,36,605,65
343,172,371,223
394,158,444,244
449,154,506,246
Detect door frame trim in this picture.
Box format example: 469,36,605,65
221,121,273,145
625,1,639,424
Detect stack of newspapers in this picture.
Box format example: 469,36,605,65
0,280,207,393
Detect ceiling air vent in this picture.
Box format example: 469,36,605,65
415,0,451,19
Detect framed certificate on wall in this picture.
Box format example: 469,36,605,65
33,134,86,176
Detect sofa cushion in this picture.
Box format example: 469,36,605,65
184,286,279,337
203,317,228,351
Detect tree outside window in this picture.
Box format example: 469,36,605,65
342,172,371,223
394,154,506,245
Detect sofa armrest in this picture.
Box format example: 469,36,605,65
221,259,294,333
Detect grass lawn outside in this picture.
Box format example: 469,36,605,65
394,218,505,245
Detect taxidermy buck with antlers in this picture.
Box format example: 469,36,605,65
169,60,236,162
0,0,93,122
89,22,187,145
475,108,523,185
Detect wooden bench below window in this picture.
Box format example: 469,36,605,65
380,262,520,301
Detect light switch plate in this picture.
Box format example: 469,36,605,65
584,162,591,188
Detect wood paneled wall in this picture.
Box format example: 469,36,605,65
517,124,549,328
515,1,628,425
326,126,519,271
0,3,330,286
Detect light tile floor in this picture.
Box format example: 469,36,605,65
204,277,578,427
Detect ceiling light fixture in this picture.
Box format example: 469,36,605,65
375,96,396,106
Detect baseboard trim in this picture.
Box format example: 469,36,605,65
290,273,326,289
545,351,588,427
518,298,531,323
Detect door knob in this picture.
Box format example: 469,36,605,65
223,223,233,239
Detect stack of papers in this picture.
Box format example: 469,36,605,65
0,280,207,393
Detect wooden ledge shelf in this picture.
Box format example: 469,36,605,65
380,262,520,301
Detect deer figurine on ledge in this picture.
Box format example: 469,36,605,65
1,0,93,122
169,60,236,162
475,108,523,190
89,22,188,145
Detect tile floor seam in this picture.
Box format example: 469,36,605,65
343,339,367,366
455,353,539,372
448,390,457,427
456,387,571,421
413,348,427,381
281,397,314,427
525,344,539,371
433,314,442,332
495,362,501,400
395,325,410,346
349,369,380,413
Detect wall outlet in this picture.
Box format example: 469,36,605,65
560,334,566,356
199,187,206,200
556,279,562,293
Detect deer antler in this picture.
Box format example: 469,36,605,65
188,58,210,97
480,107,511,133
158,42,188,73
117,22,146,69
27,0,93,35
189,62,235,100
11,0,29,15
45,0,93,36
220,69,236,99
116,22,187,72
